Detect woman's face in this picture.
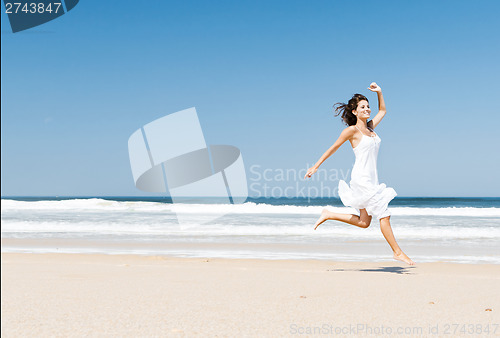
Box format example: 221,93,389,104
354,100,371,120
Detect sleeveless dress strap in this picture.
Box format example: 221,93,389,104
355,125,377,138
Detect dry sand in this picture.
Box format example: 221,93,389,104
2,253,499,337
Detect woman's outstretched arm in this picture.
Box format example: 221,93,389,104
304,127,355,178
368,82,386,129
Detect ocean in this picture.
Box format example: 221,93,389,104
2,197,500,264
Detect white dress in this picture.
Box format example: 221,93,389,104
338,126,397,220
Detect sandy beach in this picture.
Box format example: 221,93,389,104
1,253,499,337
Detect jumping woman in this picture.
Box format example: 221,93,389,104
304,82,415,265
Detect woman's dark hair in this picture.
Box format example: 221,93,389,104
334,94,373,128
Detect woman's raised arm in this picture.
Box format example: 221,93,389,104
304,127,355,179
368,82,387,129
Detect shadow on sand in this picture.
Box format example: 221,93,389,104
327,266,416,275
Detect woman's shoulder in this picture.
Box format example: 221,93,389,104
341,125,358,137
345,125,358,133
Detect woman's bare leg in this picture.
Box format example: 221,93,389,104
314,208,372,230
379,216,415,265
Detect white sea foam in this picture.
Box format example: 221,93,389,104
2,219,499,240
1,198,173,212
2,199,500,217
2,198,500,264
2,198,500,263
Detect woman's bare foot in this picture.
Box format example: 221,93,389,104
393,251,415,265
313,208,330,230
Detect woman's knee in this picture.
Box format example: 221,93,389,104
359,217,372,228
358,209,372,228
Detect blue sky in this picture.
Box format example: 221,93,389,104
2,0,499,197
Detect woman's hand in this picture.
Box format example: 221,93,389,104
368,82,382,93
304,166,318,179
